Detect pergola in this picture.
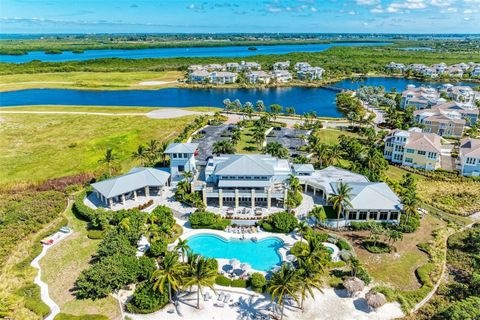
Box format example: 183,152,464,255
91,167,170,209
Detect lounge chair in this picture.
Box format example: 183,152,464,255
217,292,225,301
223,293,231,303
214,302,225,308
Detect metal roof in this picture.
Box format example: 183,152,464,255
164,143,198,154
91,167,170,199
215,155,275,176
218,180,272,188
330,182,402,211
293,164,315,173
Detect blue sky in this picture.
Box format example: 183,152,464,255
0,0,479,34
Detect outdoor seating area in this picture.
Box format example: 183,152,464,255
225,225,262,234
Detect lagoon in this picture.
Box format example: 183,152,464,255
0,77,476,118
0,42,390,63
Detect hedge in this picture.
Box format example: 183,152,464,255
231,279,248,288
125,282,169,314
189,211,231,230
87,230,105,239
17,284,50,318
72,190,98,222
215,275,232,286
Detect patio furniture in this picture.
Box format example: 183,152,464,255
223,293,231,303
214,302,225,308
255,208,263,216
217,292,225,301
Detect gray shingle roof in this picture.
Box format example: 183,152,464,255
164,143,199,154
91,167,170,198
330,182,402,211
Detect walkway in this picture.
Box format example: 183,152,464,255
31,230,72,320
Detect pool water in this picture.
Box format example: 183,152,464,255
187,234,284,271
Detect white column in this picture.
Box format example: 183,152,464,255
235,189,239,209
218,189,223,210
313,187,316,196
190,182,195,194
202,187,207,206
145,186,150,198
108,198,113,209
283,188,288,209
134,190,138,201
251,189,255,210
304,183,308,192
387,211,391,222
356,211,359,221
121,194,126,206
267,188,272,210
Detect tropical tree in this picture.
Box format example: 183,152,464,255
296,221,310,243
285,107,295,116
183,255,217,309
252,125,266,149
270,104,283,120
267,264,300,320
132,145,147,166
230,127,241,146
255,100,265,113
223,98,232,110
328,182,353,230
182,170,194,183
387,229,403,247
98,148,117,176
146,139,159,165
312,143,332,168
297,259,323,311
308,206,327,227
159,141,170,167
287,174,301,194
175,238,190,262
151,251,187,303
213,140,235,154
243,102,254,119
264,142,289,159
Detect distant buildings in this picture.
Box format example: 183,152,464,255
387,61,480,79
188,60,324,84
384,128,442,171
458,138,480,177
400,85,441,110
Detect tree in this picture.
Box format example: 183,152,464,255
146,139,159,165
151,251,187,303
328,182,353,230
132,145,147,166
285,107,295,116
175,238,190,263
267,264,300,320
222,98,232,110
297,259,323,311
296,221,310,243
98,148,117,176
183,255,217,309
387,229,403,247
265,142,288,159
230,127,241,146
212,140,235,155
255,100,265,113
243,101,254,119
308,206,327,227
287,174,301,194
159,141,170,167
368,223,384,247
182,170,194,183
252,125,266,149
269,104,283,120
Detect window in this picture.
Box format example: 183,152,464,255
466,157,477,165
183,153,188,158
359,212,367,220
178,165,185,172
428,152,437,159
418,150,426,155
390,212,399,220
348,212,357,220
394,154,403,161
405,158,413,163
172,153,178,158
406,149,414,153
369,212,378,220
380,212,388,220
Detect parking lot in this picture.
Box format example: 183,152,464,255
266,127,310,156
192,124,236,163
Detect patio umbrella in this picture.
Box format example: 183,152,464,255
240,263,251,271
229,258,240,268
343,277,365,297
365,290,387,310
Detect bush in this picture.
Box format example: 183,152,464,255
151,205,175,230
290,241,309,257
266,211,298,233
73,190,98,222
349,222,372,231
54,314,109,320
137,199,154,210
96,232,136,258
356,267,372,285
231,279,248,288
126,282,169,314
250,273,266,292
363,241,392,254
399,215,420,233
87,230,105,239
215,275,232,286
260,221,273,232
189,211,231,230
149,238,168,257
17,284,50,318
336,238,352,251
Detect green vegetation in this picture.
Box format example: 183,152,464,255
17,284,50,318
260,211,298,233
54,314,109,320
188,211,231,230
0,109,201,186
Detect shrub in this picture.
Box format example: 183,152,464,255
215,275,232,286
337,238,352,251
96,232,137,258
87,230,105,239
260,221,273,232
231,279,247,288
151,205,175,230
290,241,309,257
17,284,50,318
363,241,392,254
250,273,266,292
399,215,420,233
349,222,372,231
73,190,98,222
267,211,298,233
126,282,169,314
189,211,231,230
148,238,168,257
137,199,154,210
356,266,372,285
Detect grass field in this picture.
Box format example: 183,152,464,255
0,105,219,113
236,122,262,154
315,128,360,145
0,106,208,186
0,71,183,92
39,205,120,319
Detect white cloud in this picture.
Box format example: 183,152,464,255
356,0,380,5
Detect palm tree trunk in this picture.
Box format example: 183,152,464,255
197,286,200,309
337,208,341,231
280,301,285,320
168,283,172,303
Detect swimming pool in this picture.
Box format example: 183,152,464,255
187,234,284,271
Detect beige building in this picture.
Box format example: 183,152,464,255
384,127,442,171
414,102,470,138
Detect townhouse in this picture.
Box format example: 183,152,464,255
414,105,466,138
384,128,442,170
458,138,480,177
246,70,272,84
400,85,441,110
210,71,238,84
297,66,324,80
272,61,290,70
272,70,293,83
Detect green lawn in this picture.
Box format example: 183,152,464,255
0,105,220,113
39,204,120,319
315,128,360,145
236,122,262,154
0,71,184,92
0,109,200,186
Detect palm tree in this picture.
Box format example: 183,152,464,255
118,217,130,231
159,141,170,167
328,182,353,230
308,206,327,227
287,174,301,194
230,128,241,146
297,259,323,311
330,145,344,166
312,143,332,168
183,255,217,309
98,148,116,176
132,145,147,166
255,100,265,113
175,238,190,262
213,140,235,155
267,264,300,320
264,142,286,158
252,126,265,149
243,102,254,120
151,251,187,303
401,193,417,227
182,170,194,182
146,139,159,165
296,221,310,243
285,107,295,116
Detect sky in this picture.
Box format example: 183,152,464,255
0,0,479,34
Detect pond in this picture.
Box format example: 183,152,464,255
0,42,390,63
187,233,284,271
1,77,476,118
